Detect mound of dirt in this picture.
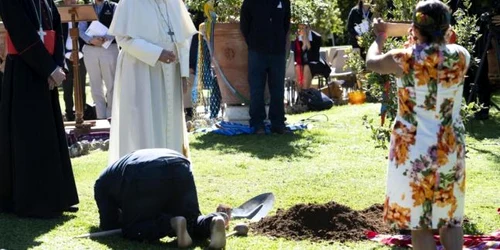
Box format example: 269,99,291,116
251,201,396,242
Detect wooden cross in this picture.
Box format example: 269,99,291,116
38,27,47,44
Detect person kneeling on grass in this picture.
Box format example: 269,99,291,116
94,148,227,248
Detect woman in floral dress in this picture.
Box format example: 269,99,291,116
366,1,470,249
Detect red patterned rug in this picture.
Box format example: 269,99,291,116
367,230,500,249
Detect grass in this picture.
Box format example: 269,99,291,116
0,103,499,249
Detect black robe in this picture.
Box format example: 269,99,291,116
0,0,79,218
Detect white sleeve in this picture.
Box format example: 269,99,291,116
451,44,471,69
461,46,471,69
115,36,164,67
177,38,191,78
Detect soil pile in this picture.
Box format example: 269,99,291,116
251,202,396,242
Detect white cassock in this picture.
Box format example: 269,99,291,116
107,0,197,164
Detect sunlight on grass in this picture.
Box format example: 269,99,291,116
0,104,498,249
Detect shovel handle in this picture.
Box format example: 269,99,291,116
226,231,238,237
74,229,122,238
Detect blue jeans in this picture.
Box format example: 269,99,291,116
248,50,286,129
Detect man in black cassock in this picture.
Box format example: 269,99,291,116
0,0,79,218
94,148,227,249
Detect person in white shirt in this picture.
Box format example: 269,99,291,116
78,0,118,119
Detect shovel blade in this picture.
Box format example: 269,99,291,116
232,192,275,221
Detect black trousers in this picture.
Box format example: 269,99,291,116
62,58,86,118
247,50,286,129
95,161,216,241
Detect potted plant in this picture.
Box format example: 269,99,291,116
347,0,480,147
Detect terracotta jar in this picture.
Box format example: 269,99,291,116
209,23,269,106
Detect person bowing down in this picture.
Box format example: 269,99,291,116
94,148,227,248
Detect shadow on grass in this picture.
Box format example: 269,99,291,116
87,226,213,250
466,111,500,140
467,146,500,167
0,213,75,249
191,131,314,160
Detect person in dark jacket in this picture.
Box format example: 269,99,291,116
94,148,227,248
240,0,291,134
291,24,331,90
347,0,373,58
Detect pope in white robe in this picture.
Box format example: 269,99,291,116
107,0,197,164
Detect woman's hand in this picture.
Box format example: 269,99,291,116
404,26,417,47
372,18,388,38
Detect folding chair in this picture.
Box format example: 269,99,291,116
328,47,358,99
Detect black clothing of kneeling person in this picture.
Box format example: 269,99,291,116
94,148,226,248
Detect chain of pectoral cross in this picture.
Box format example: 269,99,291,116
29,0,52,43
153,0,176,43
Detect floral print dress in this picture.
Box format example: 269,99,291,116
383,43,470,230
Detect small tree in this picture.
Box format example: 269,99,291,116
291,0,344,38
345,0,480,149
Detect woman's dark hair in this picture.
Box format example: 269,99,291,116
413,0,451,44
357,0,372,10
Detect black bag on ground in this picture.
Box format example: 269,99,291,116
299,88,334,111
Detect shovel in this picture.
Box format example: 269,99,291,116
231,192,275,222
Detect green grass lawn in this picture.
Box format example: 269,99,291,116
0,104,498,250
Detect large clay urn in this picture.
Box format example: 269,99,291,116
212,23,249,105
211,23,269,106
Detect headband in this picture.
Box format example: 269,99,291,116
413,10,451,33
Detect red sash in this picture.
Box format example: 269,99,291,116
6,30,56,55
